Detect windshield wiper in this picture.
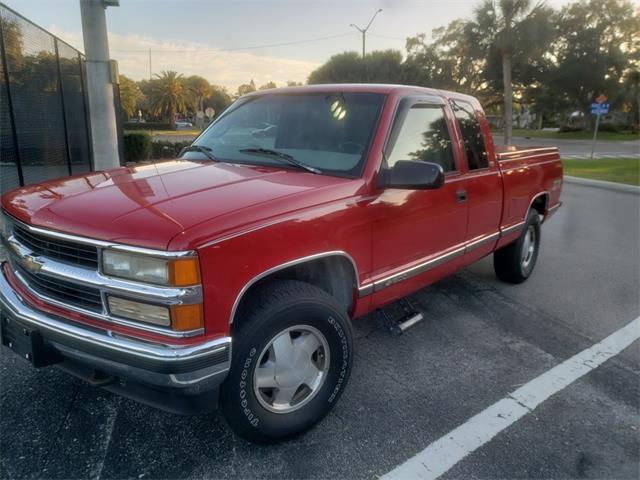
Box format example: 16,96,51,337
180,144,218,162
239,148,322,174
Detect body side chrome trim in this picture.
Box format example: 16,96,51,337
362,229,506,295
548,202,561,213
372,246,466,292
357,283,374,298
465,231,500,252
229,251,363,324
500,221,526,236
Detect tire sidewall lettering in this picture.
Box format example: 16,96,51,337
235,313,351,429
238,347,260,427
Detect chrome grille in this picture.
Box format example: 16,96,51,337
15,264,103,313
13,223,98,269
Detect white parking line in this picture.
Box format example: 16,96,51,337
382,316,640,480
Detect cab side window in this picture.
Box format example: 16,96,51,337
386,105,456,173
451,100,488,170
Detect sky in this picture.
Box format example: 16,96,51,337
5,0,577,91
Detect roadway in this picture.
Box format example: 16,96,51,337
494,135,640,158
0,181,638,479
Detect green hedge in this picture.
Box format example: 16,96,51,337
123,132,152,162
152,140,192,159
123,122,175,131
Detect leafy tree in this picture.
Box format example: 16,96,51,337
118,75,143,119
259,81,278,90
623,70,640,126
308,50,404,84
237,79,256,97
148,71,188,122
468,0,556,144
184,75,211,113
308,52,365,83
286,81,303,87
204,85,233,117
404,23,486,97
547,0,640,129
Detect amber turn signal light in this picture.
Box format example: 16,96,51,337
171,304,204,331
169,257,200,286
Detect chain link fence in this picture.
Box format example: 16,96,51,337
0,3,92,195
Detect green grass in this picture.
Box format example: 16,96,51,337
492,129,639,141
562,158,640,186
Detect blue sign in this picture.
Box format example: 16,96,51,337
590,102,610,115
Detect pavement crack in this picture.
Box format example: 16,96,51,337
91,396,121,480
40,382,81,475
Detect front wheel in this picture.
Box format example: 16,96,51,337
494,209,541,284
220,280,353,443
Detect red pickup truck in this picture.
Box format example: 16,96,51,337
0,84,562,443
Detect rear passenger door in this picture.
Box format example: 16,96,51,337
450,99,502,262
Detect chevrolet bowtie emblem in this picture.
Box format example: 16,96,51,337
21,254,43,274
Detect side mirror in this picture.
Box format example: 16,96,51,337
385,160,445,190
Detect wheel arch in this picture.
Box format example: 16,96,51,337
229,251,360,326
529,191,549,220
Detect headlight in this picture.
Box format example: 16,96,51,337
102,250,200,286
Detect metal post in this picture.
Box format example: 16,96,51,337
362,32,365,58
79,52,95,171
54,39,74,176
79,0,120,170
590,113,601,160
0,15,24,186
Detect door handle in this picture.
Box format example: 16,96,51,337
456,189,468,203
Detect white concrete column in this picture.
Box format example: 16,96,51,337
79,0,120,170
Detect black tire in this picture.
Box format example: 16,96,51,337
494,209,541,284
220,279,353,444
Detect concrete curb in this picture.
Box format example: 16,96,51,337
563,175,640,194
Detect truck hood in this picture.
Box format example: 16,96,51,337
1,160,359,250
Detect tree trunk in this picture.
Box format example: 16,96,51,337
502,53,513,145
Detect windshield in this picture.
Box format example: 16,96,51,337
185,92,385,177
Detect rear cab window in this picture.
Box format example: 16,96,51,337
450,99,489,171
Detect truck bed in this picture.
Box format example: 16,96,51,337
495,145,563,233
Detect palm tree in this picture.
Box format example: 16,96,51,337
149,71,187,122
185,75,212,113
472,0,551,144
118,74,143,119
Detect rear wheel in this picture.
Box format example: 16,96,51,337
221,280,353,443
494,209,541,284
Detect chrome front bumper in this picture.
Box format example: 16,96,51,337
0,263,231,401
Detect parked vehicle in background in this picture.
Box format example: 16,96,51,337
174,120,194,129
0,84,562,443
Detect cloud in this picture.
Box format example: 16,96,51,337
48,26,319,91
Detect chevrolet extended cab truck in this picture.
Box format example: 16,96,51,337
0,84,562,443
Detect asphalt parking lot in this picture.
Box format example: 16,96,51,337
1,181,638,480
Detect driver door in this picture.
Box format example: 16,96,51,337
369,95,468,302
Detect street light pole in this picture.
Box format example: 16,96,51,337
350,8,382,58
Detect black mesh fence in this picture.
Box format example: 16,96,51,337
0,4,92,194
